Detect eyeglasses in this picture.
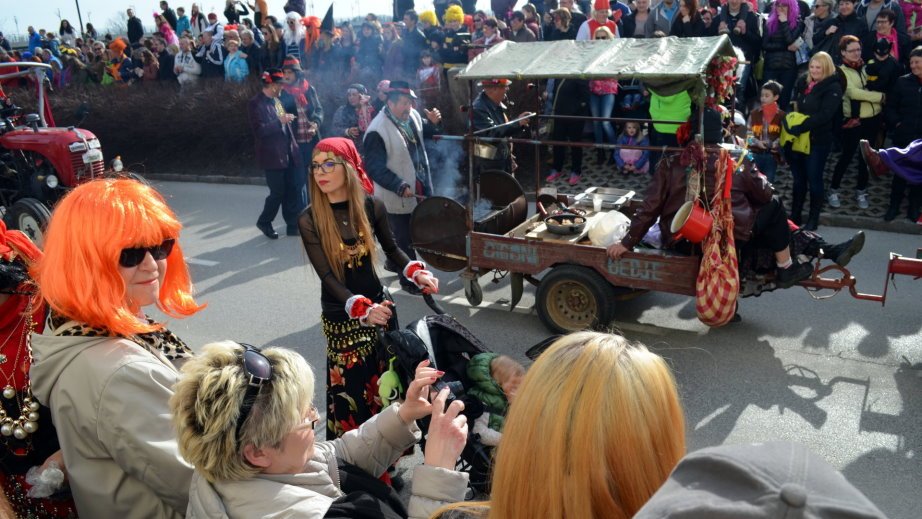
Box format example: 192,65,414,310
234,342,273,444
845,47,861,53
119,238,175,268
310,160,343,174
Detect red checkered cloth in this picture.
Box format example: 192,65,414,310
695,149,740,327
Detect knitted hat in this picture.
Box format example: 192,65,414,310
594,0,612,10
635,442,888,519
419,10,439,27
281,55,302,72
108,38,127,55
444,5,465,24
313,138,374,195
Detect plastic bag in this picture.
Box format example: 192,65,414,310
589,210,631,248
25,461,66,498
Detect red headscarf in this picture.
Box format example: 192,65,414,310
314,137,374,195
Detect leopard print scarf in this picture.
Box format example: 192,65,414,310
49,312,193,360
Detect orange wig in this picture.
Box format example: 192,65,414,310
31,179,204,336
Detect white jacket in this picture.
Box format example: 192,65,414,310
30,332,193,519
174,51,201,85
186,405,469,518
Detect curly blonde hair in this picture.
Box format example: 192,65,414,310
170,341,315,482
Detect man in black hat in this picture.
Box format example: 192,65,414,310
248,68,303,239
280,54,323,204
364,80,442,293
471,78,533,176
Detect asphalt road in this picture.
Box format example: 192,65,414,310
154,180,921,518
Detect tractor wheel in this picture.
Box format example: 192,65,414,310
4,198,52,247
536,265,617,334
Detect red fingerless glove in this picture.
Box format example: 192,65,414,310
402,261,432,289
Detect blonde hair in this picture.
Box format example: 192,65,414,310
31,179,203,336
433,332,686,519
307,158,378,282
170,341,315,483
810,51,836,80
593,26,614,39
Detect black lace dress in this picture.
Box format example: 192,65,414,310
298,196,410,440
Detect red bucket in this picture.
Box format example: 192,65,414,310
671,200,713,244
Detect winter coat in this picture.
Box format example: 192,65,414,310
174,50,201,84
466,353,508,432
127,16,144,45
162,7,178,30
861,29,911,65
864,55,901,93
856,0,906,34
645,0,680,37
884,73,922,147
186,405,468,519
224,50,249,82
248,91,300,170
717,3,762,62
190,13,208,37
789,74,844,148
812,13,868,63
838,63,884,119
762,19,804,71
670,15,707,37
471,90,523,163
621,151,773,250
176,15,191,37
614,134,651,171
30,332,193,519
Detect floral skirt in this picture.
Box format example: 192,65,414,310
322,313,394,440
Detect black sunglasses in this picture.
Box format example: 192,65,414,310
119,238,175,268
234,342,273,444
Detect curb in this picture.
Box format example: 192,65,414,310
147,174,921,235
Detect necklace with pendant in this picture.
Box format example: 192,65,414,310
1,298,42,440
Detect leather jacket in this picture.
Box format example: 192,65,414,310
621,151,773,250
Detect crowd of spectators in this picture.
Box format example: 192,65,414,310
1,0,920,221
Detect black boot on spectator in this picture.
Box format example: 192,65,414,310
822,231,865,267
775,261,813,289
883,206,899,222
790,191,805,226
803,196,822,231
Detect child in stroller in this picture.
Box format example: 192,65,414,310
378,299,525,493
466,354,526,447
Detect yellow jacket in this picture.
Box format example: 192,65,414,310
839,65,884,119
780,112,811,154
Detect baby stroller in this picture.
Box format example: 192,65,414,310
377,294,496,494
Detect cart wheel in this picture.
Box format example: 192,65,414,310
4,198,52,247
464,278,483,307
536,265,616,334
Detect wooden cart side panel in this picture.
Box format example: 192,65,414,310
468,232,699,296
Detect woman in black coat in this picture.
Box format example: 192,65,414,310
762,0,805,109
784,52,843,231
670,0,707,37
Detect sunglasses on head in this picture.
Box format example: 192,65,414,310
234,342,273,444
119,238,175,268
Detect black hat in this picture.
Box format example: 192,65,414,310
321,4,334,33
260,68,285,84
387,80,418,99
874,37,892,56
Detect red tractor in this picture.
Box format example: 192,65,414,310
1,61,106,245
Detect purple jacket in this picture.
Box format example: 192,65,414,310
248,92,300,170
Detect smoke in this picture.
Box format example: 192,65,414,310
472,197,494,222
426,138,465,200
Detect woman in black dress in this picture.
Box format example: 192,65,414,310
298,137,438,440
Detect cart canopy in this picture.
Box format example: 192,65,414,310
457,36,738,98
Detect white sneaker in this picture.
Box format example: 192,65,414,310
855,190,869,209
827,190,841,208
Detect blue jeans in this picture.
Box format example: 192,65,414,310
788,142,831,201
752,151,778,183
589,93,616,146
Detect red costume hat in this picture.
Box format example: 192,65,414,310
314,137,375,195
594,0,612,10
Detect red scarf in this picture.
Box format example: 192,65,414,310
314,137,374,194
761,102,779,127
804,80,818,94
283,78,312,107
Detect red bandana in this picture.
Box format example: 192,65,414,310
314,137,374,195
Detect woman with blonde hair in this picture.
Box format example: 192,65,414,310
297,137,438,441
173,341,469,517
783,50,843,231
29,178,205,518
434,331,686,519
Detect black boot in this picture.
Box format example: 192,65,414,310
822,231,865,267
908,186,922,223
790,190,806,226
775,261,814,288
803,195,822,231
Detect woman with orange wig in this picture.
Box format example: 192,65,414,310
433,331,687,519
29,178,205,519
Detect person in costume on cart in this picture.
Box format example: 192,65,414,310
471,78,533,177
297,137,439,441
607,109,865,291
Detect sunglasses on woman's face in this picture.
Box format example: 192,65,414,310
119,238,175,268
